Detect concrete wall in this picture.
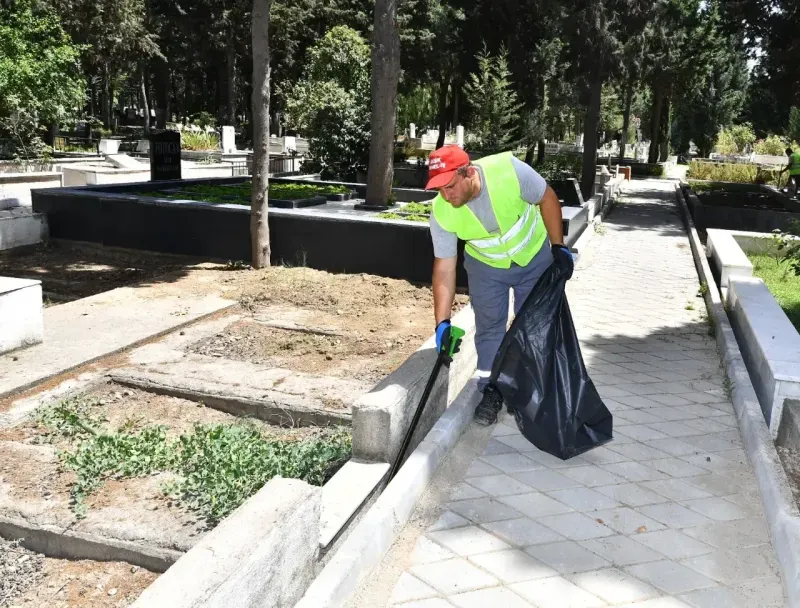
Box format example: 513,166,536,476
132,478,321,608
728,276,800,438
687,188,800,233
62,163,236,187
0,172,62,207
0,278,43,355
351,303,477,464
0,208,48,250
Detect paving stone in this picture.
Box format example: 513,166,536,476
681,545,781,585
449,482,487,502
410,535,457,565
395,599,454,608
625,560,716,594
467,474,535,497
569,568,659,604
481,517,565,547
448,587,536,608
498,492,575,518
465,460,501,478
638,502,714,529
680,474,747,497
426,526,511,556
599,462,668,483
494,434,538,452
591,507,666,535
646,437,705,457
410,558,499,595
608,442,672,462
646,458,709,478
390,573,438,604
560,465,627,488
594,483,669,507
538,512,616,540
525,541,612,574
511,576,607,608
482,438,519,456
681,518,771,551
524,450,589,470
429,510,470,532
614,425,669,442
547,487,622,511
640,479,713,502
578,535,664,566
578,447,634,466
511,469,583,492
679,496,753,521
632,529,715,559
448,497,524,524
481,453,544,474
468,549,557,584
645,421,704,437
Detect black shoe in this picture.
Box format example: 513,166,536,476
474,385,503,426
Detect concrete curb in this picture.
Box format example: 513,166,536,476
674,182,800,607
295,380,480,608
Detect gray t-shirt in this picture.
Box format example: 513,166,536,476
430,156,548,258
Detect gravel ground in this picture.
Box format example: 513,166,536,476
0,538,45,607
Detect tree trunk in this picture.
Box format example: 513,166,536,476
580,75,602,201
452,80,460,128
141,69,151,135
227,43,237,125
619,79,633,165
659,93,671,162
648,81,664,164
102,63,111,128
524,145,536,166
537,139,546,165
251,0,272,269
436,77,449,149
365,0,401,208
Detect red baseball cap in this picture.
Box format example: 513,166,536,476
425,145,470,190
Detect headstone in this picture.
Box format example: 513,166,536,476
456,125,464,148
409,123,416,139
221,126,236,153
283,136,296,153
149,131,182,181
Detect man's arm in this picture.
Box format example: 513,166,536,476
539,185,565,246
432,256,457,325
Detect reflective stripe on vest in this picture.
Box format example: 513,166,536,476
430,152,548,269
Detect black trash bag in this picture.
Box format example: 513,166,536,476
489,259,613,460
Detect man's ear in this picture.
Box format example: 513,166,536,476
466,166,477,178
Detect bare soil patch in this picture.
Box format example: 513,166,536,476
0,242,202,305
188,267,467,384
2,536,158,608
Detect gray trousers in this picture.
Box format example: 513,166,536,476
464,239,554,392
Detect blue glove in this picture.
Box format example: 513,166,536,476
435,320,451,353
552,244,574,280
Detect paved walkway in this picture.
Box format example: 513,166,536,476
376,180,787,607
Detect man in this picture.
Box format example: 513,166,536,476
426,145,573,426
781,147,800,199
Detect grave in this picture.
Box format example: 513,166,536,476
150,131,182,181
0,277,43,355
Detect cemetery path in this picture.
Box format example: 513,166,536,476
348,179,788,608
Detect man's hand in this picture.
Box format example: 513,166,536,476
552,243,574,280
435,320,451,353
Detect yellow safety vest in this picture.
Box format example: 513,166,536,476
431,152,548,269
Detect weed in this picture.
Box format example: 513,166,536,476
224,260,250,271
706,311,717,338
594,223,607,236
34,397,352,524
685,302,695,311
698,281,709,297
723,376,734,400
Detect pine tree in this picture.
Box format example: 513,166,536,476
463,46,522,155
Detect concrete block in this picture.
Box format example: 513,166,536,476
0,277,43,355
0,208,48,250
133,478,321,608
320,461,389,549
351,304,476,464
728,276,800,438
221,126,236,153
98,139,120,154
706,229,753,291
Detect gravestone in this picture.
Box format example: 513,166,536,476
551,178,585,207
149,131,182,181
409,123,416,139
456,125,464,148
221,126,236,153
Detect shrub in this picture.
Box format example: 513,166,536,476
754,134,789,156
686,160,785,186
714,124,756,155
181,131,220,151
535,154,583,181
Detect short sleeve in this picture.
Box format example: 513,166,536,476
510,156,547,205
429,213,458,258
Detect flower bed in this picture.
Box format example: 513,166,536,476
748,253,800,332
